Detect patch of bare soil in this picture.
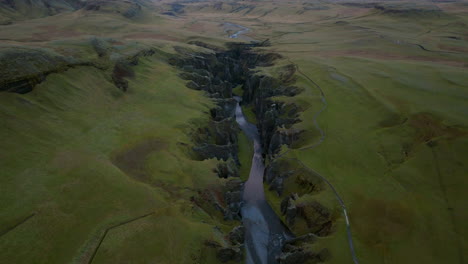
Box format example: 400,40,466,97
112,138,191,197
32,25,83,41
409,112,466,143
438,44,468,54
123,33,179,41
112,139,167,182
351,193,414,246
318,50,467,68
186,22,206,33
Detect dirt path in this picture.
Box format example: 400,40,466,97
275,58,360,264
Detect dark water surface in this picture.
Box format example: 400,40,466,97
234,96,293,264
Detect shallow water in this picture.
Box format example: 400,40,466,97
234,96,292,264
224,22,251,39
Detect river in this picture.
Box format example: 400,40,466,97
227,21,359,264
234,96,292,264
227,22,292,264
224,22,251,39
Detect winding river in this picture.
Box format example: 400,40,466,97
225,22,251,39
227,23,291,264
227,22,358,264
234,96,292,264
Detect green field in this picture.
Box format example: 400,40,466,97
1,0,467,263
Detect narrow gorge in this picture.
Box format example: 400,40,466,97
171,41,333,264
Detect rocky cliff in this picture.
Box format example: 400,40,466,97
171,41,336,263
0,40,155,93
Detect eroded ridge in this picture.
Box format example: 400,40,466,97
171,41,334,263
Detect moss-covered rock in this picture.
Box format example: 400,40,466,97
0,48,74,93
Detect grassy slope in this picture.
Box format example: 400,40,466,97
0,51,233,263
0,3,243,263
179,1,468,263
1,0,467,263
269,4,468,264
289,57,468,264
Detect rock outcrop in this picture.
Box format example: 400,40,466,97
204,240,243,263
223,179,244,220
111,48,155,91
215,158,239,179
0,48,78,93
217,246,243,262
278,244,330,264
266,159,325,197
190,179,244,221
281,195,333,237
0,46,155,94
242,69,303,159
204,224,245,263
228,225,245,245
170,46,247,165
174,41,334,262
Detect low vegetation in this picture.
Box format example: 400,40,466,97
0,0,467,263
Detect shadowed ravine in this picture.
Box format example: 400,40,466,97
227,22,359,263
235,96,293,264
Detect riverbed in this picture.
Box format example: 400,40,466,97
234,96,292,264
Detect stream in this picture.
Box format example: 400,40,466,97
224,22,252,40
226,21,359,264
226,23,292,264
234,96,293,264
